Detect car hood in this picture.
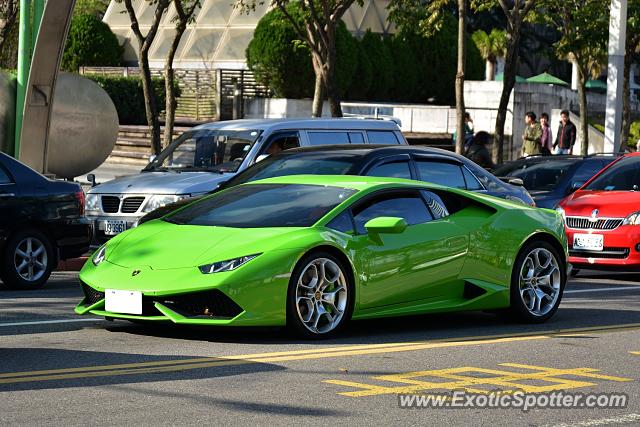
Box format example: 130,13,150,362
561,190,640,217
106,220,311,269
88,171,233,195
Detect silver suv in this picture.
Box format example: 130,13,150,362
86,118,406,245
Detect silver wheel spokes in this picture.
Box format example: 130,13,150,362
296,258,348,334
14,237,48,282
519,248,561,316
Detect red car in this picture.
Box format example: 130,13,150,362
558,152,640,271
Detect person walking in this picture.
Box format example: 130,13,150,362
540,113,553,156
553,110,576,155
465,131,495,170
522,112,542,157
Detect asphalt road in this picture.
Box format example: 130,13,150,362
1,271,639,426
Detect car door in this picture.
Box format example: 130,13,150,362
346,189,468,309
0,158,22,240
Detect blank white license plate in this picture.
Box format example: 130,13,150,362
105,289,142,315
104,220,127,236
573,233,604,251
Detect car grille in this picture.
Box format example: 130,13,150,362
101,196,120,213
121,197,145,213
569,247,630,259
566,216,623,230
81,281,105,305
152,290,244,319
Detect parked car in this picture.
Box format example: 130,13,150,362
136,145,535,225
77,175,567,336
85,118,407,245
492,154,619,208
0,152,90,289
558,153,640,271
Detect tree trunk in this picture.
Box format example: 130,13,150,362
139,51,162,155
576,69,589,155
163,21,188,149
324,36,342,117
486,60,495,81
621,48,633,152
454,0,467,156
492,34,519,165
311,53,324,117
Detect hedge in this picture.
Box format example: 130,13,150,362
62,14,123,72
86,75,180,125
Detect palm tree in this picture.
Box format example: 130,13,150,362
472,29,507,81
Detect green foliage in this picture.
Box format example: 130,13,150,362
62,14,123,72
471,28,506,62
630,121,640,148
346,41,372,100
86,75,180,125
360,31,394,100
73,0,111,17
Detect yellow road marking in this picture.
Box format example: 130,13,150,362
325,363,632,397
1,323,639,385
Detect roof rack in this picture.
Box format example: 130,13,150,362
342,113,402,127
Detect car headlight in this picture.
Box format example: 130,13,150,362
141,194,190,213
92,244,107,266
198,254,261,274
86,193,100,214
622,211,640,225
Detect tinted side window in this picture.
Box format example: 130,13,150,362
0,165,11,184
415,161,466,189
353,195,433,234
367,131,400,145
367,161,412,179
326,211,354,234
307,131,350,145
462,167,483,190
572,160,606,184
348,132,365,144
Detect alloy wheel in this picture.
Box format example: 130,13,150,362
13,237,48,282
519,248,561,317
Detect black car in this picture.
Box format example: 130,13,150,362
0,152,90,289
493,154,620,209
138,145,534,224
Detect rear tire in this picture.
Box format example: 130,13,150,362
0,229,55,290
509,241,566,323
286,251,354,339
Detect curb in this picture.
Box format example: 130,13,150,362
56,257,88,272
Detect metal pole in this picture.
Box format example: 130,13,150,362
603,0,627,153
14,0,32,158
32,0,45,47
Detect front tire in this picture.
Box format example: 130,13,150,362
509,241,566,323
1,229,55,290
286,252,354,338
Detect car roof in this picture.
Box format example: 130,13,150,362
272,144,465,160
245,174,428,191
192,118,401,132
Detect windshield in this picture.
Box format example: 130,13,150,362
506,160,577,191
224,153,359,187
166,184,357,228
145,129,262,173
584,156,640,191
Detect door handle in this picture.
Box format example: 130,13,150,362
0,193,15,198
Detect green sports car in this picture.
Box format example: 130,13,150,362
76,175,568,337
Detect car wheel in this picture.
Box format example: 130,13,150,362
0,229,54,290
509,241,566,323
286,252,354,338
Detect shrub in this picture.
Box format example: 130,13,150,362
62,14,123,72
345,41,372,101
360,31,394,101
85,75,180,125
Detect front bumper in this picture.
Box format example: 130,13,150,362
566,225,640,269
87,215,141,247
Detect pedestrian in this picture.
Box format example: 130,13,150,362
465,131,495,170
540,113,553,156
453,112,474,149
553,110,576,155
522,111,542,157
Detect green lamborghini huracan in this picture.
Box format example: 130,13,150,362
76,175,568,337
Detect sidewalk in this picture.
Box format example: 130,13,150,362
80,161,143,186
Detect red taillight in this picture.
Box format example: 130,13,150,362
75,190,85,215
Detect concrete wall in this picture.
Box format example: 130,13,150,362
0,71,16,156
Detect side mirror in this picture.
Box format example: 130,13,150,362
567,181,585,195
149,154,157,163
86,173,97,187
365,216,408,235
507,177,524,187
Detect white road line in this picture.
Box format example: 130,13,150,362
0,318,102,327
565,286,640,294
546,413,640,427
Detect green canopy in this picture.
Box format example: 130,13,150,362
495,73,526,83
526,72,569,86
586,79,607,90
